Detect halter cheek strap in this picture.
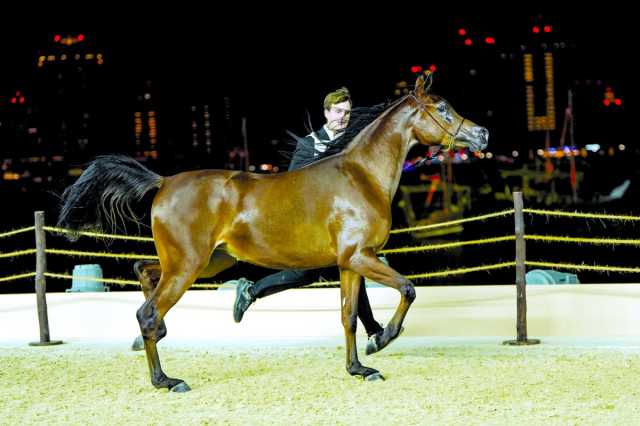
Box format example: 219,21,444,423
409,93,465,151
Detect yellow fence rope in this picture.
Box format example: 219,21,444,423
0,272,36,283
0,226,35,239
525,261,640,274
306,261,517,286
43,272,221,289
523,209,640,221
43,226,154,242
46,248,158,260
389,209,515,234
525,235,640,246
407,262,516,279
380,236,515,254
0,249,37,259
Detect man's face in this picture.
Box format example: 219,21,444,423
324,100,352,132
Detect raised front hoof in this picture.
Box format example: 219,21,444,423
131,335,144,351
365,372,385,381
169,382,191,393
366,326,404,355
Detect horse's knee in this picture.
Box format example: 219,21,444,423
136,301,160,337
400,283,416,302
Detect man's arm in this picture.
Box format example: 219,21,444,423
288,135,315,171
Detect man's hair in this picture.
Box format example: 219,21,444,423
323,87,351,110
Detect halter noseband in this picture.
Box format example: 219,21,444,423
409,92,465,151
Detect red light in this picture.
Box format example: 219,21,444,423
543,25,552,33
614,98,622,106
77,34,85,41
19,97,25,104
429,64,437,72
15,91,21,96
464,38,473,46
532,26,540,34
603,99,611,107
54,34,61,42
10,97,16,104
411,65,422,73
485,36,495,45
457,28,466,36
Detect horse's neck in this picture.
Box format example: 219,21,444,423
345,101,415,201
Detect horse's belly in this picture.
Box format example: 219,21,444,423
222,235,335,270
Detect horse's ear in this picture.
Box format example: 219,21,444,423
414,75,426,96
423,71,433,94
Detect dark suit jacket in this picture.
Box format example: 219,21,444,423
288,127,336,171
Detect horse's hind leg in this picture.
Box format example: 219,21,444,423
137,256,208,392
198,248,237,278
339,268,384,381
344,248,416,355
131,260,166,351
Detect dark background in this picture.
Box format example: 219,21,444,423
0,9,635,292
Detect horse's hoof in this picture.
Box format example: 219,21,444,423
170,382,191,393
365,372,385,381
365,335,379,355
366,326,404,355
131,335,144,351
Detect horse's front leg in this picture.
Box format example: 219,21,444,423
346,248,416,355
339,268,385,381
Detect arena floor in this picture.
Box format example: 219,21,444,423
2,285,639,424
1,337,639,425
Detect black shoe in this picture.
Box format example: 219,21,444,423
233,278,255,323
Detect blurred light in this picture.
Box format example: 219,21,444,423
10,97,16,104
464,38,473,46
457,28,466,36
543,25,552,33
410,65,422,73
618,144,626,151
603,99,610,106
248,165,256,171
77,34,85,41
486,152,493,159
485,36,495,45
428,64,437,72
460,153,468,161
54,34,61,42
532,26,540,33
512,150,519,158
586,144,600,152
614,98,622,106
536,149,545,156
18,97,25,104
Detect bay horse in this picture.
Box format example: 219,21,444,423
58,74,488,391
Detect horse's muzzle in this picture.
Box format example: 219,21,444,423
469,126,489,152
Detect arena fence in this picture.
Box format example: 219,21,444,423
2,192,639,347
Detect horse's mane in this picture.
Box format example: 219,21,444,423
284,101,393,167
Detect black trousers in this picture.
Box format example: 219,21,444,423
252,268,384,337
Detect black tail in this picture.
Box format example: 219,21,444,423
57,155,163,238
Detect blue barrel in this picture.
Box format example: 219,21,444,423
525,269,580,285
67,264,109,292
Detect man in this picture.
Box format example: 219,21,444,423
233,87,385,339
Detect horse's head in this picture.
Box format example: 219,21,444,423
409,73,488,152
